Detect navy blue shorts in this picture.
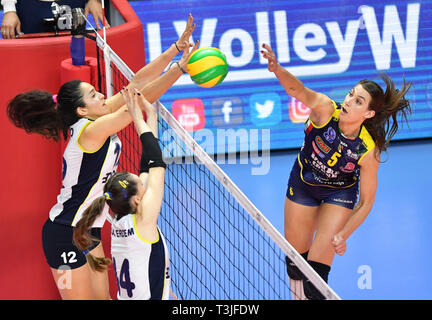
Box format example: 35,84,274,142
41,218,101,270
286,160,359,210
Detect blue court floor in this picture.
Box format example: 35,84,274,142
220,139,432,300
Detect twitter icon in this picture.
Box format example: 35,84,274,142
249,92,282,126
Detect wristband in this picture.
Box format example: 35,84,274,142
176,62,187,74
174,41,181,52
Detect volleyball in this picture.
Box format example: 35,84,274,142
187,47,229,88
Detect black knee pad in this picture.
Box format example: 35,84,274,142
285,251,308,280
303,260,331,300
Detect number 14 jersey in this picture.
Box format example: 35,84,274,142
297,101,375,188
111,214,170,300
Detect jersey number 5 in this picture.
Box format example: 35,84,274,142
113,257,136,298
327,151,341,167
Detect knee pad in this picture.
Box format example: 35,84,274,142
302,261,331,300
285,251,308,280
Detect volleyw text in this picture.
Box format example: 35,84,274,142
146,3,420,84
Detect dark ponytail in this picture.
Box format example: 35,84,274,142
360,73,412,157
7,90,63,141
73,196,112,272
6,80,84,141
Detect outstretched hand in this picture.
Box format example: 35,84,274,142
121,87,143,123
176,13,196,51
121,87,157,136
179,40,200,72
260,43,279,72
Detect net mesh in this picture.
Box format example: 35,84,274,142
156,128,290,299
94,42,141,174
92,33,339,300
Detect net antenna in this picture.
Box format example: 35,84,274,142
78,6,117,98
88,21,340,299
100,0,113,98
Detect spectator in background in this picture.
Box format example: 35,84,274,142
1,0,109,39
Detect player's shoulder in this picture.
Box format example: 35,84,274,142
359,125,376,151
308,98,339,128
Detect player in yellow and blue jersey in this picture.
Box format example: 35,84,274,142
261,43,412,300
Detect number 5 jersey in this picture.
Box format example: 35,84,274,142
297,101,375,189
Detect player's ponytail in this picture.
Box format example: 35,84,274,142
72,171,139,272
73,196,112,272
7,90,63,141
359,73,412,158
6,80,84,141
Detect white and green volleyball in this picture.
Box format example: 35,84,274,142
187,47,229,88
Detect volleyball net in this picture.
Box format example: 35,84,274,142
90,22,340,300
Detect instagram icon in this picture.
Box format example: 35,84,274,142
289,98,311,123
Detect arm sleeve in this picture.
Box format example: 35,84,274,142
139,132,166,173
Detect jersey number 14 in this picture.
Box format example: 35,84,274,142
113,257,136,298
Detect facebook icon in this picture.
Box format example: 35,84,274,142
211,97,243,126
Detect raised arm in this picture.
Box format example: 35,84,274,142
105,14,196,113
121,88,166,228
78,36,198,151
129,13,195,89
260,43,334,126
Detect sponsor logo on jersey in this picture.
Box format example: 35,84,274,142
340,162,356,173
315,136,331,154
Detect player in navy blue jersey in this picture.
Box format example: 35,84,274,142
6,14,196,299
260,43,411,300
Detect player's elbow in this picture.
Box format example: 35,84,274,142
356,197,375,214
298,88,331,111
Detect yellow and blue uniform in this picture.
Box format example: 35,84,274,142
287,101,375,209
